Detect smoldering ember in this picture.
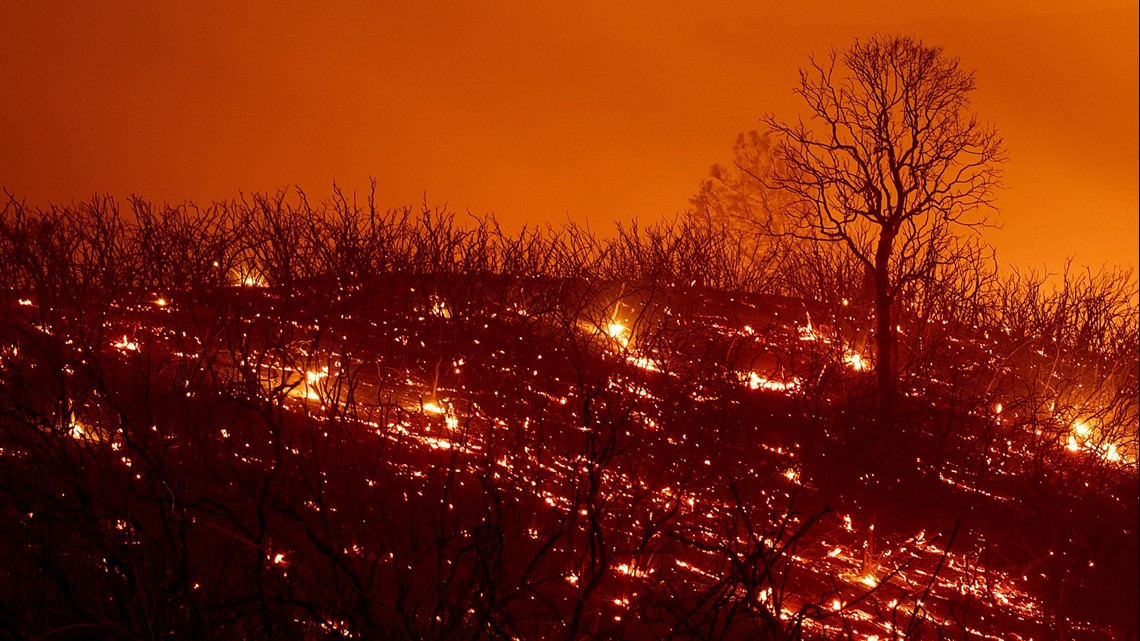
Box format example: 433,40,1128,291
1,34,1137,641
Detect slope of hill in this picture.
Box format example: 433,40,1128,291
2,273,1135,640
1,196,1136,639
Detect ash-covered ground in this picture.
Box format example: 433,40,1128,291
2,272,1135,640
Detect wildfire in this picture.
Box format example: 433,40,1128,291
842,350,869,371
420,437,453,450
615,562,650,578
232,265,268,287
1064,419,1129,463
68,418,88,440
798,314,819,341
606,322,630,348
627,354,662,372
1066,434,1080,452
745,371,800,393
112,336,139,352
430,297,452,319
296,368,328,401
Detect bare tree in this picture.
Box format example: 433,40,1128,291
763,34,1004,417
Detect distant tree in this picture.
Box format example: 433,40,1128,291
689,131,781,232
763,34,1004,416
687,132,793,290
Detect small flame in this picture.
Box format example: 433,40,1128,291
745,372,799,392
1066,435,1080,452
842,351,868,371
431,298,452,318
606,322,630,347
112,336,139,352
615,562,650,577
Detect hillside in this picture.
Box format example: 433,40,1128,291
1,198,1136,640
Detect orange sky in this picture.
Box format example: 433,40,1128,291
2,1,1136,272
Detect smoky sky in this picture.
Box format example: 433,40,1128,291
1,1,1136,272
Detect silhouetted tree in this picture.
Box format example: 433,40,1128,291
763,34,1004,417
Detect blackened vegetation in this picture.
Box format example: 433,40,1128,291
0,190,1136,640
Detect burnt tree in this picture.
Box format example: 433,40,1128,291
764,35,1004,417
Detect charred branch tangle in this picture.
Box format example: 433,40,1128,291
0,191,1135,641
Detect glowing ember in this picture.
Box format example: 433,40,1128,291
615,562,651,578
421,437,452,450
745,371,799,392
627,354,661,372
112,336,139,352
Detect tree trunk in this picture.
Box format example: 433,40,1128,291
873,232,896,419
